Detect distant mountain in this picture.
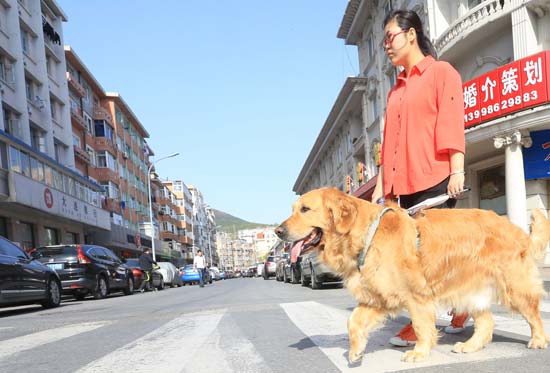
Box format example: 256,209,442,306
212,209,272,234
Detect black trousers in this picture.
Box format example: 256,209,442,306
398,177,456,210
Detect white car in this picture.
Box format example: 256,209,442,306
157,262,183,287
256,263,264,277
209,266,221,281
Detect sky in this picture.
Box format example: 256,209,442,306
58,0,359,224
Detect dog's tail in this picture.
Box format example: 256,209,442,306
528,209,550,260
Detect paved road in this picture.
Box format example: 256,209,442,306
1,277,550,372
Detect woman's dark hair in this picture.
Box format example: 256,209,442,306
383,9,437,59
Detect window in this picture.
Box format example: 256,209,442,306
72,133,81,148
30,157,44,182
44,227,58,245
9,146,20,172
0,55,15,85
100,181,120,199
64,232,78,244
479,165,506,215
4,106,21,138
30,125,46,153
96,150,116,170
371,95,379,122
63,174,75,196
83,112,93,134
347,132,353,153
20,151,30,177
51,99,58,122
86,145,95,166
94,120,113,141
0,237,26,258
52,168,63,190
20,28,30,54
366,36,374,59
44,165,53,186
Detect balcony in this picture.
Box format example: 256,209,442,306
160,231,177,241
70,105,86,130
73,145,91,164
96,167,119,183
66,71,86,97
435,0,513,57
102,197,122,214
94,137,116,153
94,105,113,124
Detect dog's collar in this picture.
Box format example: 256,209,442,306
357,207,394,270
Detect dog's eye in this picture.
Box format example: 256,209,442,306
300,206,310,213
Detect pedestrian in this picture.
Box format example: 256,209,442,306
371,9,469,347
193,250,207,288
137,248,157,293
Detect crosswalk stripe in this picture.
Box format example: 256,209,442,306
77,310,226,373
0,322,109,361
280,301,547,373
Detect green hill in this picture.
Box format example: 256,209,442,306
212,209,271,235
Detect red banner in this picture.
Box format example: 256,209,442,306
463,51,550,128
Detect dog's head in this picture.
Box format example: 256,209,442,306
275,188,358,254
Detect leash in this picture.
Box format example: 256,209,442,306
357,207,394,270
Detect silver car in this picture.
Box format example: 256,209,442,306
299,250,342,289
157,262,183,287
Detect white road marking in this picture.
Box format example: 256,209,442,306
280,301,547,373
77,310,226,373
0,322,109,361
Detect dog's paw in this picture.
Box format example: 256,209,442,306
527,337,548,349
452,341,483,353
348,350,364,364
402,350,428,362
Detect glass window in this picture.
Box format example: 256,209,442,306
63,231,78,244
44,227,58,245
0,236,26,257
44,165,53,186
72,133,81,148
20,151,30,177
9,146,20,172
30,157,44,182
479,165,506,215
97,151,107,168
53,168,63,190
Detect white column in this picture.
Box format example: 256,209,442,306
511,0,538,59
494,131,530,232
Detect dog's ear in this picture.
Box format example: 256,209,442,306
327,195,357,235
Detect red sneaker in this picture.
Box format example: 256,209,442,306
445,312,470,334
389,323,417,346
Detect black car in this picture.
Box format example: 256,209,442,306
31,244,134,300
0,236,61,309
125,258,164,291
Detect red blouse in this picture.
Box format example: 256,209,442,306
380,55,465,196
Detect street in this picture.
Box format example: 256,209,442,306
1,277,550,373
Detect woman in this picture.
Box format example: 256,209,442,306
371,9,469,347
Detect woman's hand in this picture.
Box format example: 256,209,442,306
447,173,465,197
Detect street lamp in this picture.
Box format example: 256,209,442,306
147,152,179,261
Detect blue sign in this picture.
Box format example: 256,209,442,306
523,130,550,180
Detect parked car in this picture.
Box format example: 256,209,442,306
283,257,301,284
275,253,290,281
299,250,342,289
180,264,212,285
0,236,62,309
218,270,226,280
124,259,165,291
209,266,222,281
256,263,264,277
243,266,256,278
157,262,183,287
32,244,134,300
263,256,278,279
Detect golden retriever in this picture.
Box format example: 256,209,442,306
275,187,550,364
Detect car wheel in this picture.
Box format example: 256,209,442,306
41,278,62,308
93,276,108,299
310,266,321,290
123,277,134,295
301,268,309,287
158,277,165,290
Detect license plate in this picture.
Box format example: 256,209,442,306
47,263,64,271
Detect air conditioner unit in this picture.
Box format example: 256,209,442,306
122,151,128,159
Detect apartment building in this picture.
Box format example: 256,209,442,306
0,0,109,249
216,232,255,271
163,179,194,262
238,227,278,261
188,184,218,265
295,0,550,264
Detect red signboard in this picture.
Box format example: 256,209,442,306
463,51,550,128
